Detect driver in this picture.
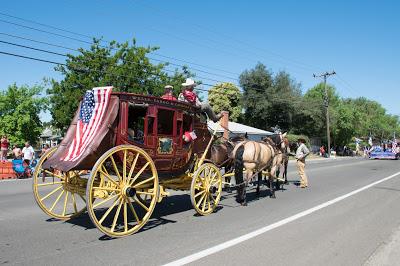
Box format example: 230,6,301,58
178,78,222,122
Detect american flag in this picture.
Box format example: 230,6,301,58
63,87,113,161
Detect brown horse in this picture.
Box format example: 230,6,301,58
210,135,246,184
232,133,288,205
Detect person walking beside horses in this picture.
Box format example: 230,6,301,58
296,138,310,188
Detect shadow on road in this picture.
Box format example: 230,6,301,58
46,184,288,239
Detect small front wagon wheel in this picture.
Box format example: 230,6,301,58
33,147,87,220
86,145,159,237
190,163,222,215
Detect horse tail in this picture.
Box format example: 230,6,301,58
234,144,245,186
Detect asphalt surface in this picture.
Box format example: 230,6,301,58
1,157,400,266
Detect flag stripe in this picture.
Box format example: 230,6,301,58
63,87,112,162
71,88,110,161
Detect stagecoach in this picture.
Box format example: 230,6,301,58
33,87,224,237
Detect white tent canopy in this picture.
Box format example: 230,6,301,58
207,121,273,140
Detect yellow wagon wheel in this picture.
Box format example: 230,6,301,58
190,163,223,215
86,145,159,237
33,147,88,220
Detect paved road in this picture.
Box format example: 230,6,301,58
1,158,400,266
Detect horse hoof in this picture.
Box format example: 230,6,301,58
241,202,248,206
270,194,276,199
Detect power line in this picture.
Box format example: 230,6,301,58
0,13,241,77
0,50,65,65
0,23,239,82
0,39,239,85
0,40,67,57
130,0,325,73
0,49,239,93
0,32,79,52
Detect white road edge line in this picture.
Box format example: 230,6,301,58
163,170,400,266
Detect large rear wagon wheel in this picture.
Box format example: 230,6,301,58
86,145,159,237
190,163,222,215
33,147,87,220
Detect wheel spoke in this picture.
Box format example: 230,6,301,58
72,193,78,213
123,150,127,183
201,194,207,212
92,186,121,192
136,191,155,196
194,184,205,190
194,190,205,198
109,154,122,182
126,153,139,185
134,195,149,212
62,191,69,216
79,194,86,203
128,162,150,186
128,199,140,224
209,172,218,186
99,196,120,225
111,200,123,232
99,169,119,187
196,193,206,208
40,186,63,201
37,181,64,187
93,193,120,208
133,176,155,188
123,202,128,233
43,170,64,180
207,194,211,210
49,190,64,212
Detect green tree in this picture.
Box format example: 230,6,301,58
239,63,301,131
48,39,193,131
208,82,242,122
0,84,47,146
296,82,340,139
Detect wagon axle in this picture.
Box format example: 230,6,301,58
124,187,136,198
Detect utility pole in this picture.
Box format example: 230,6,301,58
313,71,336,157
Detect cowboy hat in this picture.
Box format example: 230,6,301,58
164,85,173,90
297,138,307,143
182,78,197,87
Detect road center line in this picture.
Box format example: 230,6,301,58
163,170,400,266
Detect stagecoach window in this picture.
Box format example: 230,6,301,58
128,105,147,142
157,109,174,135
147,117,154,135
183,114,192,132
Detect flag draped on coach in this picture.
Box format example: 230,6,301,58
63,86,113,161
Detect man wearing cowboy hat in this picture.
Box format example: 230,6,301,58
295,138,310,188
161,85,177,101
178,78,222,122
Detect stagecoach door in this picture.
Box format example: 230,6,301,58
154,107,176,171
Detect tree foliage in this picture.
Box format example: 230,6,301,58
48,39,193,131
208,82,242,122
0,84,47,146
239,63,301,131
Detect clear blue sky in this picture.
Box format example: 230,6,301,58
1,0,399,119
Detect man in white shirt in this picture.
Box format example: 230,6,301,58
22,142,35,164
295,138,310,188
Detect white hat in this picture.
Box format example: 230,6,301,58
182,78,197,87
164,85,173,90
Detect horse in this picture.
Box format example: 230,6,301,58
210,135,247,184
232,132,288,206
274,137,290,189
